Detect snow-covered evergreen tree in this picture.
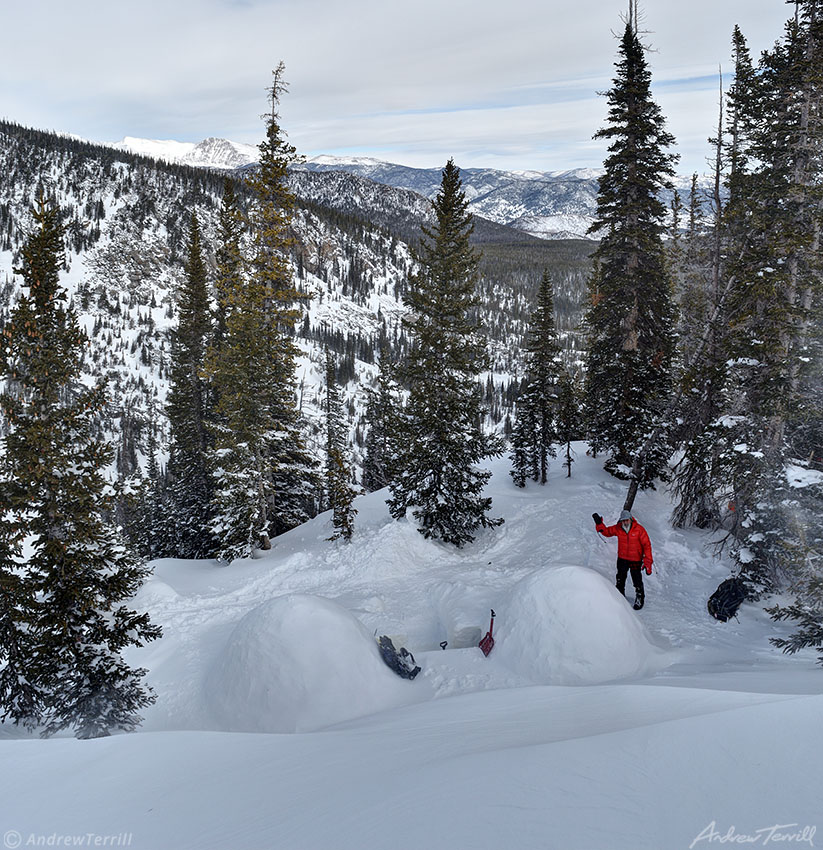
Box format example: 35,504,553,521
583,15,678,492
165,213,214,558
715,5,823,595
388,160,503,546
670,101,732,531
0,195,160,738
0,515,42,727
246,64,318,539
205,66,317,560
129,408,170,562
324,351,359,541
509,270,563,486
213,176,246,351
362,350,400,493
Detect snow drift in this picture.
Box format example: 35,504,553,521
206,594,423,733
496,565,671,684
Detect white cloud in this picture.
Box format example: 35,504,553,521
2,0,793,173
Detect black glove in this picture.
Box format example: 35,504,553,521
592,513,603,525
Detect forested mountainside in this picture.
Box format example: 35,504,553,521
0,119,594,479
112,141,605,240
294,158,604,240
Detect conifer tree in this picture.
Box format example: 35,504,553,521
0,517,42,727
362,350,400,493
715,5,823,594
670,93,732,531
247,64,318,538
165,212,214,559
130,410,169,562
556,371,583,478
388,160,503,546
583,14,678,494
205,65,317,560
0,196,160,737
509,270,563,486
324,351,359,541
213,177,245,350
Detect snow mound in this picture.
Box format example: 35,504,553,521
496,566,670,685
207,594,422,733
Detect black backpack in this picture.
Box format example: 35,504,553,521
707,577,747,622
377,635,421,680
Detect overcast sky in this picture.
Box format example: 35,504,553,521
3,0,793,175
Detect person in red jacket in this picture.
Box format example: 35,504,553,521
592,509,653,610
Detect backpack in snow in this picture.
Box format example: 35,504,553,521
377,635,421,680
707,577,746,622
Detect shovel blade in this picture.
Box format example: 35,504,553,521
479,609,496,656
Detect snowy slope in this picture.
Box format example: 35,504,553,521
2,447,820,849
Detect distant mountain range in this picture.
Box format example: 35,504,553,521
293,157,604,241
110,137,603,240
109,135,709,242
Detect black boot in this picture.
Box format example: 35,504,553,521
633,591,645,610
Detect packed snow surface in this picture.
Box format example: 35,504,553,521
2,446,821,850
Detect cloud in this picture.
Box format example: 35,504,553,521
1,0,794,173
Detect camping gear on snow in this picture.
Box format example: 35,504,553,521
707,577,746,622
376,635,421,680
479,609,496,657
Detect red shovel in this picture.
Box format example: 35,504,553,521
479,609,496,657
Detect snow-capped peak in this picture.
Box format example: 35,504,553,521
306,154,387,168
109,136,259,170
181,138,259,170
111,137,197,162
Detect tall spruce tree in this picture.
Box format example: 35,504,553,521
324,351,359,541
205,65,317,561
700,4,823,607
715,5,823,595
387,159,503,546
246,63,318,538
0,196,160,737
670,92,733,531
510,270,563,486
362,349,400,493
0,513,42,727
763,0,823,650
165,212,214,559
213,177,246,351
583,14,678,496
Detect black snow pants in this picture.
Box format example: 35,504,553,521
616,558,644,598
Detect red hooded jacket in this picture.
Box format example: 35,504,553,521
596,518,653,569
